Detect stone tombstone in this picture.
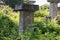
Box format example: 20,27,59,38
47,0,60,19
14,3,39,34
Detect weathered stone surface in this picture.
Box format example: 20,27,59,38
49,3,58,19
47,0,60,3
19,11,34,33
14,3,39,34
58,7,60,15
14,3,39,11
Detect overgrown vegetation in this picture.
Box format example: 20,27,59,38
0,4,60,40
0,6,19,40
20,5,60,40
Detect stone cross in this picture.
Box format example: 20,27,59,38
14,3,39,34
47,0,60,19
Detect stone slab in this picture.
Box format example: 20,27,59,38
14,3,39,11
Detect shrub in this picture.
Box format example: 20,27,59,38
0,6,19,40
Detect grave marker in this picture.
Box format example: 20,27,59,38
14,0,39,34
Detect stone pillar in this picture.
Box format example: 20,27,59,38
49,2,58,19
47,0,59,20
20,11,34,33
14,3,39,34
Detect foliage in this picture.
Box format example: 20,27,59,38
34,4,49,17
20,19,60,40
0,4,60,40
19,5,60,40
0,6,19,40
